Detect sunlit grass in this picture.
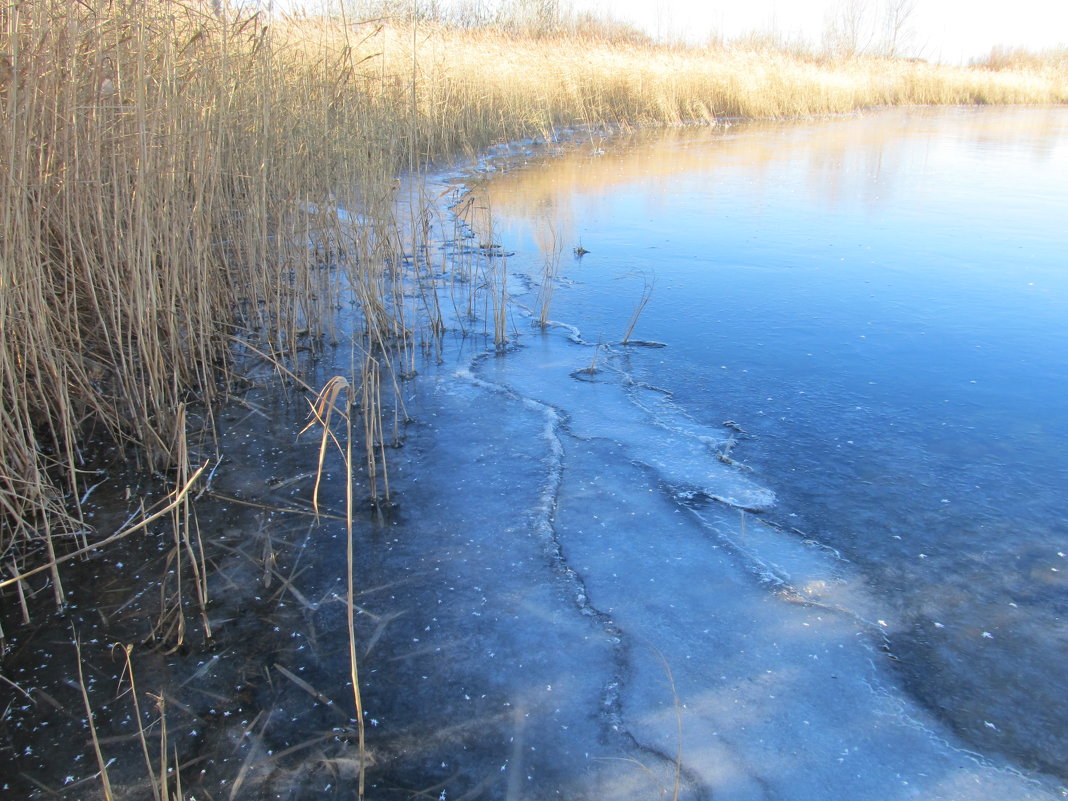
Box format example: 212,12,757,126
973,44,1068,74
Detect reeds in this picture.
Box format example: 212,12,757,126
0,0,405,594
75,633,115,801
301,374,367,797
621,273,655,345
73,642,183,801
536,219,563,327
2,0,1066,596
973,45,1068,74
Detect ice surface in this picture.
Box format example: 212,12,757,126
472,327,776,513
464,108,1068,792
381,315,1061,800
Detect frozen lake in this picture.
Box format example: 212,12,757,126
399,106,1068,798
3,107,1066,800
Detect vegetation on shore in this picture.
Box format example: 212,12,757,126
1,0,1066,604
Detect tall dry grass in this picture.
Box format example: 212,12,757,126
0,0,407,591
973,45,1068,74
2,0,1066,599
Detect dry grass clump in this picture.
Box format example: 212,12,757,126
513,31,1067,118
371,24,1067,132
2,1,1066,597
973,45,1068,75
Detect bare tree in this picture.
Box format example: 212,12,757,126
823,0,872,58
881,0,918,57
824,0,917,59
506,0,559,36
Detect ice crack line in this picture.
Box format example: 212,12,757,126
454,358,615,617
454,355,644,749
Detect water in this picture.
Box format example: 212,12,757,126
2,107,1066,800
469,107,1068,789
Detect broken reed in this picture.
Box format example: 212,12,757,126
3,0,1067,584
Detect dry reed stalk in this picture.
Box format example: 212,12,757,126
133,401,215,649
117,644,163,801
361,358,388,502
7,560,30,624
621,273,655,344
153,546,187,653
536,220,563,327
494,253,510,348
577,344,602,376
301,375,368,796
0,461,208,590
345,384,368,801
74,633,114,801
154,402,213,647
300,376,349,516
153,693,173,801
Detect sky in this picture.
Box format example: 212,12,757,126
568,0,1068,63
